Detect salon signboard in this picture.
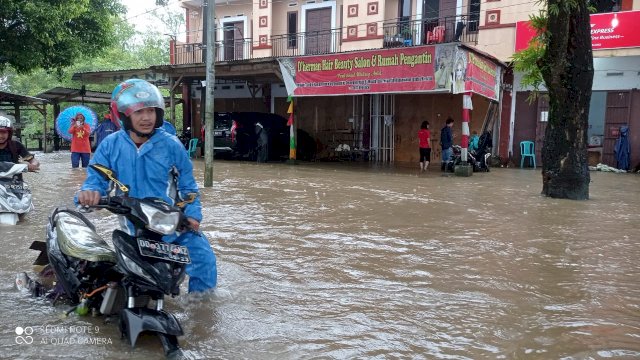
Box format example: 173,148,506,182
279,46,439,96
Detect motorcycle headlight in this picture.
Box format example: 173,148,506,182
119,252,156,284
139,203,181,235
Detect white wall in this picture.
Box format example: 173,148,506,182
592,56,640,90
514,55,640,92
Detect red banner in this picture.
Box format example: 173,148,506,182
516,10,640,52
465,52,500,100
293,46,437,96
514,21,538,53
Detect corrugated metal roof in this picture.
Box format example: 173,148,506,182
0,91,48,107
35,87,113,105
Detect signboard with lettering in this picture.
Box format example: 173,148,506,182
452,48,501,101
280,46,439,96
278,45,502,99
516,10,640,52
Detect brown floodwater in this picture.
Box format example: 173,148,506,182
1,151,639,359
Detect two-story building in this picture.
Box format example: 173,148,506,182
74,0,639,169
159,0,505,165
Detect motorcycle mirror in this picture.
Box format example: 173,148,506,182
89,164,130,196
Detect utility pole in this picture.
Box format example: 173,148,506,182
203,0,216,187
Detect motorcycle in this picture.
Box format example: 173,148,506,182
30,164,192,357
448,145,492,172
447,132,493,173
0,161,34,225
178,127,192,149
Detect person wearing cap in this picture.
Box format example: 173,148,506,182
0,115,40,177
76,79,217,293
68,113,92,168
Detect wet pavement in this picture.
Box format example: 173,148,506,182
1,151,639,359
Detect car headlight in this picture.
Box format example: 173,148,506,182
139,203,181,235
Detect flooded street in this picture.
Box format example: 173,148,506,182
1,151,639,359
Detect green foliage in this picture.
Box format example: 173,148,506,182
2,6,185,138
512,0,591,98
511,11,548,103
511,0,585,102
0,0,126,75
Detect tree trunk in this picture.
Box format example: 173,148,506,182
539,1,594,200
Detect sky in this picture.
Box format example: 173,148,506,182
124,0,187,41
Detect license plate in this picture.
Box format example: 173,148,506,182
0,181,29,194
214,131,222,136
137,239,191,264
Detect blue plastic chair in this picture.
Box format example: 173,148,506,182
187,138,199,158
520,141,536,168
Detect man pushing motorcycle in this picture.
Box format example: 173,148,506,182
76,79,217,293
0,115,40,174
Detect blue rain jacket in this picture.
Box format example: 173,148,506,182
614,126,630,171
161,120,177,136
79,128,217,292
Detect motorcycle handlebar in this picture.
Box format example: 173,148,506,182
87,196,194,231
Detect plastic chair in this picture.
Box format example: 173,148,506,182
426,26,445,44
187,138,199,158
520,141,536,168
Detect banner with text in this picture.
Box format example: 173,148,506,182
452,48,501,101
279,46,440,96
515,10,640,52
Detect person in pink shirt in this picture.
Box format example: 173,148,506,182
68,113,92,168
418,120,431,172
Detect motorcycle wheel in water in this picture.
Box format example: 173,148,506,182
0,161,34,225
30,164,193,358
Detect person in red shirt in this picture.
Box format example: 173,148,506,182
418,120,431,172
68,113,92,168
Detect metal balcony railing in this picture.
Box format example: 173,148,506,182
172,42,204,65
271,28,342,57
171,38,253,64
382,14,479,48
169,14,479,65
216,38,253,61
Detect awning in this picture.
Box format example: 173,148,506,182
0,91,48,108
151,58,282,84
71,68,170,85
35,87,112,105
35,87,178,106
71,58,282,86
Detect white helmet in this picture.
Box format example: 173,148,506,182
0,115,12,130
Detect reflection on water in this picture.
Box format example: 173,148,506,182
1,152,639,359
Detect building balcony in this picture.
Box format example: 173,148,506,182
382,14,478,48
271,29,343,57
169,13,478,65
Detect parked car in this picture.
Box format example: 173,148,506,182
232,112,290,161
204,112,287,161
205,111,316,161
211,112,235,154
